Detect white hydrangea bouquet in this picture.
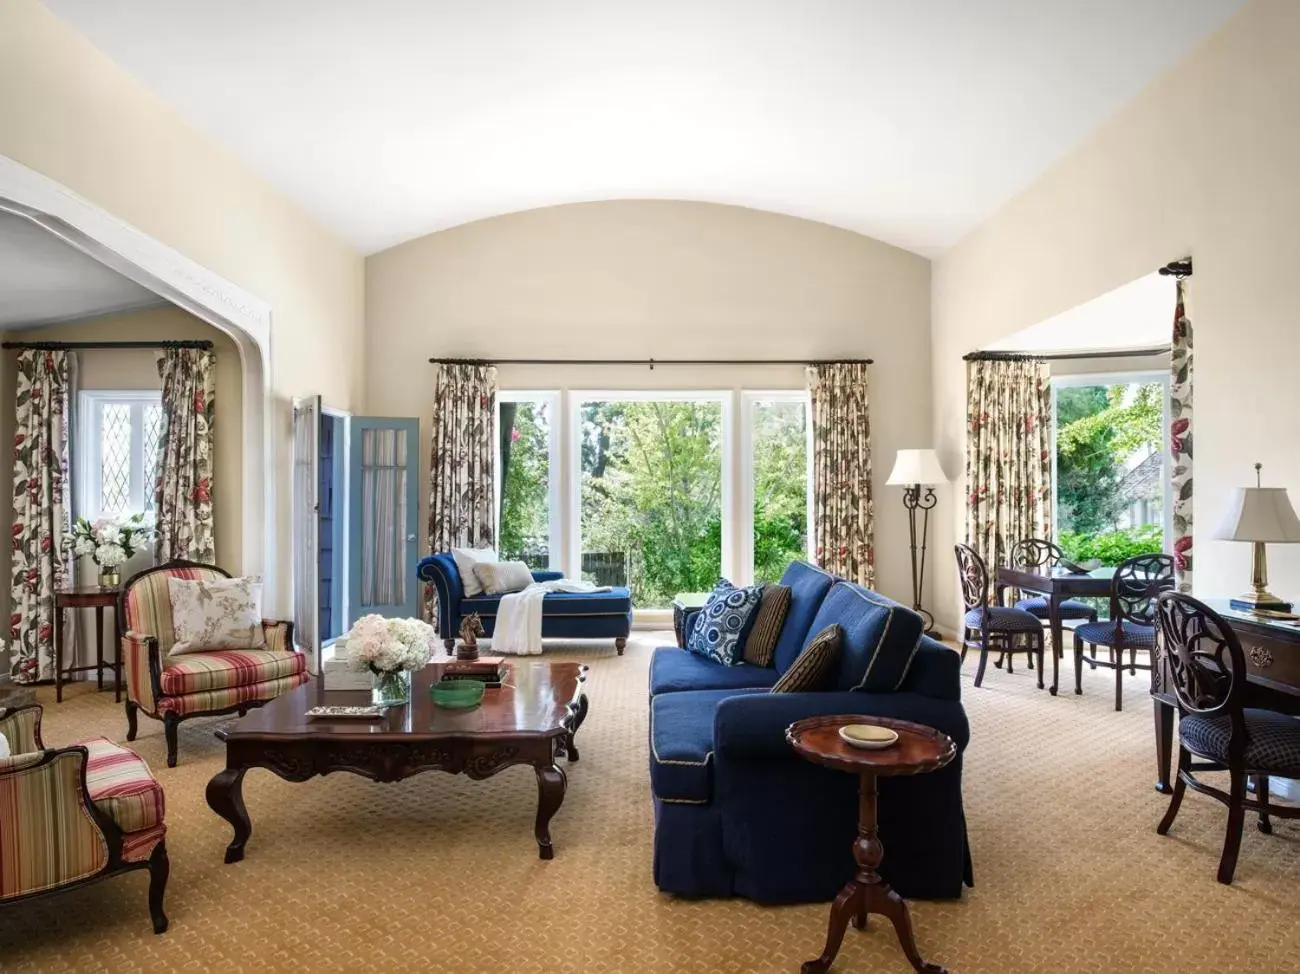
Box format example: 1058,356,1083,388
65,513,154,586
343,614,434,705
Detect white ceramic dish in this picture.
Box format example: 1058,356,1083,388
838,724,899,750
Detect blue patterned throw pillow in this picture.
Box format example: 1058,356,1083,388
685,579,766,666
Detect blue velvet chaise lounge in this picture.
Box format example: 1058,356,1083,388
648,560,973,904
418,554,633,654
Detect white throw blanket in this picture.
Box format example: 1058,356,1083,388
491,579,612,655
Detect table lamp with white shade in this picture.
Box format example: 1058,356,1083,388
1213,463,1300,612
885,449,949,633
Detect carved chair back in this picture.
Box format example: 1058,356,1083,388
1111,553,1175,635
954,544,990,624
1011,538,1064,571
1156,592,1248,752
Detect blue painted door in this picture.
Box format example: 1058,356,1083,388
348,417,421,621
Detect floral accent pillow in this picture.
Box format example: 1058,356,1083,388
167,575,266,657
685,579,766,666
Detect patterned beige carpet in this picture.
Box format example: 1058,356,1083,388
3,633,1299,973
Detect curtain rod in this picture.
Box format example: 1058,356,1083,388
963,345,1170,363
429,357,872,369
1,340,213,351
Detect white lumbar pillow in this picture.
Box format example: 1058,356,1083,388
451,547,497,597
473,560,534,596
167,575,267,656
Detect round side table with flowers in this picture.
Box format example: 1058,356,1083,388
340,613,435,706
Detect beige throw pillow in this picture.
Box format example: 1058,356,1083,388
473,560,534,595
167,575,266,657
451,546,498,597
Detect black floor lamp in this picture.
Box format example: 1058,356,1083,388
885,449,948,634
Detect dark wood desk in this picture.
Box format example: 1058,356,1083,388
54,585,122,704
995,566,1113,696
1151,598,1300,792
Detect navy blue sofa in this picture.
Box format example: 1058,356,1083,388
417,554,634,654
649,561,973,904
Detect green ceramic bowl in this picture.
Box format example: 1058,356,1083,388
430,679,486,709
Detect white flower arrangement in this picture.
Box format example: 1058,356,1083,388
344,614,434,676
65,513,154,569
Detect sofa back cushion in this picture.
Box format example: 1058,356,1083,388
773,562,837,674
804,582,925,692
123,563,230,655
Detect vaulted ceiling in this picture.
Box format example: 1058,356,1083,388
44,0,1245,256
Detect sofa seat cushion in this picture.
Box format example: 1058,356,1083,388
461,586,633,618
157,672,309,716
650,688,768,803
650,647,780,696
806,583,925,692
160,648,307,695
77,737,165,833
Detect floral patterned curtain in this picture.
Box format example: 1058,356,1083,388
808,362,874,587
9,350,72,683
964,358,1052,571
426,363,497,619
1170,278,1193,592
154,348,216,563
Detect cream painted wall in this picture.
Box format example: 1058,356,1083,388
0,306,241,672
366,200,933,607
0,0,366,615
931,0,1300,630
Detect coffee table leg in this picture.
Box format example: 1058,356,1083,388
533,762,567,860
566,693,589,763
205,767,251,864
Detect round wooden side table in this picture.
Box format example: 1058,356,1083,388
786,715,957,974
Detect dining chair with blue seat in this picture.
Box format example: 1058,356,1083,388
1154,591,1300,884
955,543,1046,689
1072,553,1174,711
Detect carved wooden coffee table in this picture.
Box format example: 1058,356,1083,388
206,661,588,862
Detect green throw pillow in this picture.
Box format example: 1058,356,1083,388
770,624,842,693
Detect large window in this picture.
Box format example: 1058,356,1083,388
498,393,560,569
1052,373,1170,566
577,395,726,608
79,390,164,518
746,394,811,584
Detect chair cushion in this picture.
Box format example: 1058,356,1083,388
461,587,633,617
649,647,779,696
160,648,308,695
771,624,842,693
744,584,790,667
167,574,266,656
649,688,768,803
964,606,1043,633
158,672,309,715
1180,709,1300,776
685,581,765,666
772,562,837,673
807,583,924,692
77,737,165,833
122,564,230,654
1073,620,1156,648
1014,596,1096,620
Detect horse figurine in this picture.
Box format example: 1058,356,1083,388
457,613,484,661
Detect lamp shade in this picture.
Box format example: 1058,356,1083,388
1212,487,1300,543
886,449,948,486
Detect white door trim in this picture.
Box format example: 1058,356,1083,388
0,153,278,600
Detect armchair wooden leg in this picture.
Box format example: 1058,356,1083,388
125,700,139,741
163,713,180,768
1073,632,1084,696
1218,768,1247,885
1034,632,1045,690
148,841,170,934
1157,747,1189,836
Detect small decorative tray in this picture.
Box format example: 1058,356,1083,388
305,705,386,720
839,724,899,750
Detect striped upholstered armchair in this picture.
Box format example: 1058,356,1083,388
0,703,169,933
121,560,307,767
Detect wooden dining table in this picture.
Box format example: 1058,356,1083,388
995,565,1113,696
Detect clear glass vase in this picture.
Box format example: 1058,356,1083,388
371,669,412,707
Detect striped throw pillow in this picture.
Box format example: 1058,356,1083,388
770,624,842,693
743,584,790,667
